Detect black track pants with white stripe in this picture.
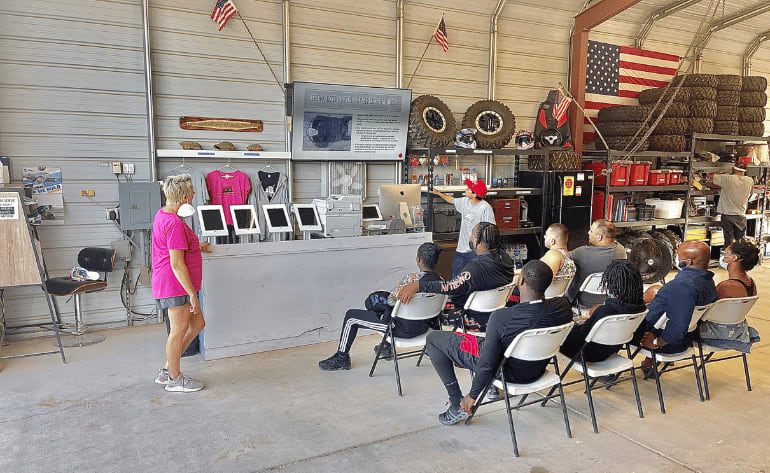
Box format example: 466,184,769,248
338,309,390,353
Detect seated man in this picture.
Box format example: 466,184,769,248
632,241,717,367
422,260,572,425
560,260,646,362
397,222,515,331
318,242,443,371
541,223,576,281
565,219,627,308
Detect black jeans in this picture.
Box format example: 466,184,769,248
451,250,477,279
426,330,479,407
721,214,746,247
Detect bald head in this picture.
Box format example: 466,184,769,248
677,240,710,270
588,219,617,246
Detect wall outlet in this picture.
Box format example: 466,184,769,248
112,161,122,174
105,207,119,220
123,162,135,175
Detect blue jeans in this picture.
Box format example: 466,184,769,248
451,250,477,279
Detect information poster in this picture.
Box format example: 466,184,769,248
23,166,64,224
0,196,18,219
291,82,412,161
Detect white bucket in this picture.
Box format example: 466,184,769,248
645,199,684,219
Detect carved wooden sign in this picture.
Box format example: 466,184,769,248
179,116,263,132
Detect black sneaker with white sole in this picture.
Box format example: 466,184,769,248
373,342,393,360
318,352,351,371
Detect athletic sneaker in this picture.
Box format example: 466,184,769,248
373,342,394,360
438,404,469,425
318,352,351,371
486,386,504,402
155,368,170,385
165,374,204,392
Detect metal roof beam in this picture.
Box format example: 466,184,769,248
694,2,770,72
743,30,770,76
635,0,703,49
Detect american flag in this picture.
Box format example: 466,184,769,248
583,41,680,142
212,0,237,31
434,16,448,53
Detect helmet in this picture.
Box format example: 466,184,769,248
515,130,535,150
455,128,477,149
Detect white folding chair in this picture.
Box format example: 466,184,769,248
369,293,448,397
630,304,712,413
575,272,607,315
545,275,574,299
455,282,516,338
695,296,759,400
466,322,574,457
547,312,647,433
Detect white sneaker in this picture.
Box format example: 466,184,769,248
165,373,204,392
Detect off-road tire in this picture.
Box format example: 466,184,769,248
596,121,647,137
461,100,516,149
738,122,765,137
716,75,742,91
651,102,690,118
598,105,649,122
596,135,649,152
408,95,456,148
649,135,687,152
548,150,581,170
738,107,766,122
659,228,682,249
716,90,740,107
741,76,768,92
687,87,717,101
689,100,718,118
713,120,739,136
740,92,768,108
673,74,718,88
638,87,689,105
688,118,714,134
715,106,739,121
652,118,688,135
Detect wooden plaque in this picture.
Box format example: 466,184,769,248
179,116,263,132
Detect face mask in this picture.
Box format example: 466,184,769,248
177,203,196,218
719,254,737,270
675,255,689,270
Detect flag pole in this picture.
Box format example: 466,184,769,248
235,10,285,95
406,16,442,89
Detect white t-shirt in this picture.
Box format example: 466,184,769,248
714,174,753,216
454,197,496,253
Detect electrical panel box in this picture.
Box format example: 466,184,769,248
118,182,161,230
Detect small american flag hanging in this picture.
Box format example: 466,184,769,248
434,16,448,53
212,0,237,31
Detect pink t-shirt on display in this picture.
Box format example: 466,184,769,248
206,170,251,225
152,210,203,299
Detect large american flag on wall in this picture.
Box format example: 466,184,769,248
584,41,680,142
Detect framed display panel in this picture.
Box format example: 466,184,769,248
197,205,228,237
361,204,383,222
291,204,322,232
230,205,260,236
262,204,293,233
290,82,411,161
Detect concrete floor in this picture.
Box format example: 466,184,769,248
2,266,770,473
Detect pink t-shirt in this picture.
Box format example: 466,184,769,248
152,209,202,299
206,170,251,225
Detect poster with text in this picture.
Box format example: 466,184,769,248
0,196,18,220
23,166,64,224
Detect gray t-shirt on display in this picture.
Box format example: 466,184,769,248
565,242,627,306
454,197,496,253
163,168,209,238
714,174,753,216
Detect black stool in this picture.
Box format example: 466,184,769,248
45,247,116,347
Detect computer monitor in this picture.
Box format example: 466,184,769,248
197,205,228,237
377,184,421,221
230,205,260,235
361,204,383,222
291,203,322,232
262,204,293,233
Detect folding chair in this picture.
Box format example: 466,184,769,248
455,282,516,337
369,293,448,396
695,296,759,400
466,322,574,457
545,275,574,299
630,304,712,413
574,272,607,316
544,312,647,433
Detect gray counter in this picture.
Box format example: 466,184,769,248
199,232,433,360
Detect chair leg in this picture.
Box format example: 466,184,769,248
467,372,496,425
697,340,710,401
541,358,574,407
580,352,598,434
691,354,705,403
369,330,389,378
500,371,519,457
650,352,666,414
627,346,643,419
742,353,752,392
392,340,403,397
517,394,528,406
416,345,427,367
552,356,572,439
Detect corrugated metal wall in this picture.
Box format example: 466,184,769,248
1,0,768,330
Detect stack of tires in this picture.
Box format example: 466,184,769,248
637,86,690,152
595,105,650,151
713,74,742,136
673,74,719,139
738,76,768,137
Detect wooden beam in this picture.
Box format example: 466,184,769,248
569,0,643,155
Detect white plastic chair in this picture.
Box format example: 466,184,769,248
548,312,647,434
466,322,574,457
630,304,712,413
369,293,448,397
575,272,607,315
695,296,759,400
545,275,574,299
455,282,516,338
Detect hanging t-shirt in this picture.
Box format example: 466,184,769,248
163,168,209,238
206,169,251,225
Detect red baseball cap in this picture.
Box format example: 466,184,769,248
464,178,488,198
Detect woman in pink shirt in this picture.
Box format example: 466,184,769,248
152,175,211,392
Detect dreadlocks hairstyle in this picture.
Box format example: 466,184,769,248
474,222,501,253
600,259,643,305
729,240,760,272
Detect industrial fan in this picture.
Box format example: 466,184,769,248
627,237,673,283
328,161,366,196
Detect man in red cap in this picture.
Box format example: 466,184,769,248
432,179,496,278
708,161,753,247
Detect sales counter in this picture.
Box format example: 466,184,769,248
198,232,432,360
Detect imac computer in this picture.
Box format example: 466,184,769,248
230,205,260,236
197,205,228,237
262,204,293,233
377,184,421,222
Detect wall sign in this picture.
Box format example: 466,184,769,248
0,196,18,219
563,176,575,196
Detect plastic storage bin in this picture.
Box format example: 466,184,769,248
645,199,685,219
629,162,650,186
584,163,607,186
584,161,630,187
669,170,683,184
648,170,668,186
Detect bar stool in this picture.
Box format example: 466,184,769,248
45,247,116,347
